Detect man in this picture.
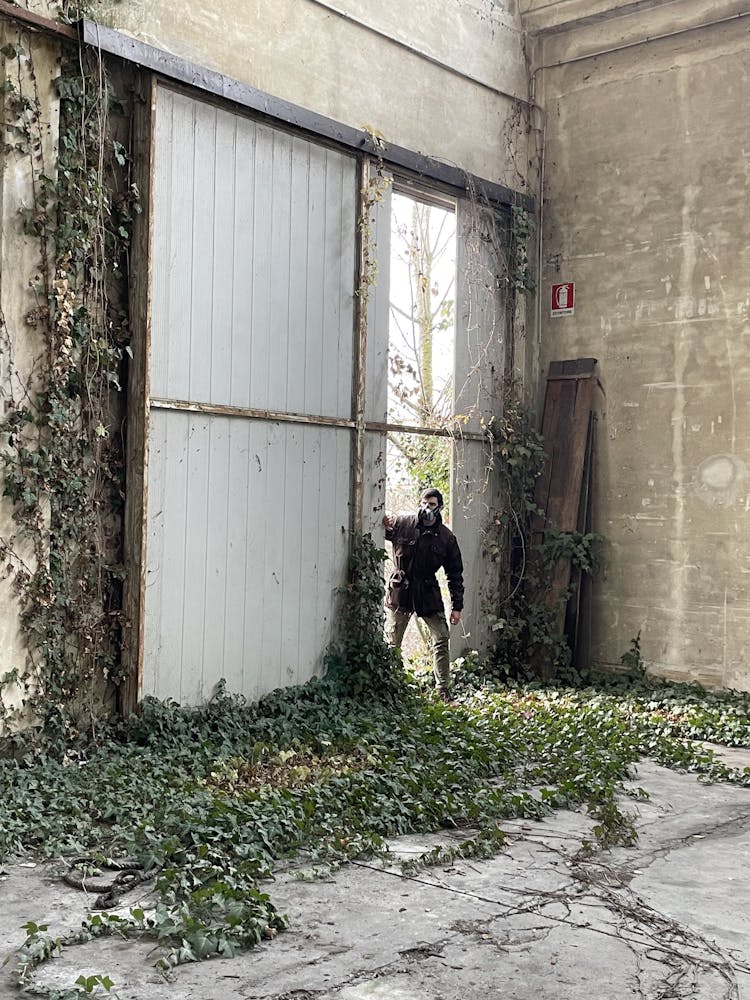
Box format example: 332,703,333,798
383,488,464,698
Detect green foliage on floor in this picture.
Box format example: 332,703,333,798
2,665,750,993
1,539,749,994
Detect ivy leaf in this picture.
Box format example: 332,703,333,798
1,43,25,59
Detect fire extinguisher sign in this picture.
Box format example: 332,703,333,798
551,282,575,317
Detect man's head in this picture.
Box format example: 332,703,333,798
418,488,444,526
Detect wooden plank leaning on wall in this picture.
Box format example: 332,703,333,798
532,358,604,678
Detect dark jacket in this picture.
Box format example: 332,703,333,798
385,514,464,617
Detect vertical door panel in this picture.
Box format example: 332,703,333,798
150,91,355,420
144,411,352,702
229,122,256,410
143,87,357,704
452,199,509,654
363,168,392,537
455,200,507,435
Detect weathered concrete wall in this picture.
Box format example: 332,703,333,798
89,0,532,192
527,0,750,689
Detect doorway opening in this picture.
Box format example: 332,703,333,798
384,188,457,665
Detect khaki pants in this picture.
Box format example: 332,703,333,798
386,608,451,690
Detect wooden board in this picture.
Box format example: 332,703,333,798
533,358,598,541
532,359,603,677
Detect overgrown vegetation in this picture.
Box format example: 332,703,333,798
509,204,536,294
0,535,747,994
482,396,603,680
0,38,135,737
3,659,750,994
324,532,407,700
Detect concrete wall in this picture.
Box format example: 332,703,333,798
527,0,750,689
89,0,532,193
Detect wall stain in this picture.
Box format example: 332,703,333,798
694,453,748,508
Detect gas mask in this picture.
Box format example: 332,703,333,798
417,503,439,527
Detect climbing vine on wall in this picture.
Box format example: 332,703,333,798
480,395,603,678
324,532,406,699
0,34,137,736
451,180,603,678
357,132,392,315
509,205,536,294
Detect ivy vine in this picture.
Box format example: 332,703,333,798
324,532,407,700
509,204,536,294
0,37,137,736
481,396,603,679
3,669,750,995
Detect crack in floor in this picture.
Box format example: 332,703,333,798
341,836,747,1000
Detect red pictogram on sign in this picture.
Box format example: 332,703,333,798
551,282,575,316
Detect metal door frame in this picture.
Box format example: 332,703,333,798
122,71,529,712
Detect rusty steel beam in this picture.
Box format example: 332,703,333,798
349,156,370,536
365,420,486,444
149,396,357,431
0,0,77,41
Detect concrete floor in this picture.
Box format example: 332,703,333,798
2,755,750,999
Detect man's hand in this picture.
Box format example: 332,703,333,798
449,610,461,626
383,514,394,530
